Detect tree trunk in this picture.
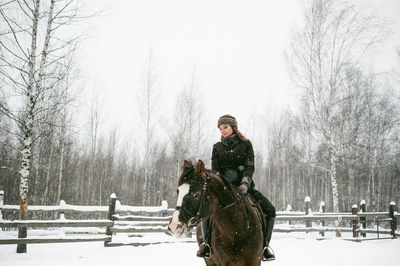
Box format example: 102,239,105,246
17,130,33,253
329,143,341,237
348,166,355,209
17,0,40,253
329,150,340,213
57,133,64,205
33,138,42,203
42,137,54,204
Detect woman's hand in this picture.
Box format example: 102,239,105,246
239,183,249,194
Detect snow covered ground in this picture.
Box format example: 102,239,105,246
1,232,400,266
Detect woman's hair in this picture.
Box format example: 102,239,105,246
233,127,248,141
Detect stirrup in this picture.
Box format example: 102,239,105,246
197,243,211,259
262,246,275,261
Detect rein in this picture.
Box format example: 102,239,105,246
175,174,240,228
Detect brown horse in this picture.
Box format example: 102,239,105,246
168,160,264,266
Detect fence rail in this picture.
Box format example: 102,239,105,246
0,236,112,244
0,220,113,227
276,214,393,221
0,192,398,253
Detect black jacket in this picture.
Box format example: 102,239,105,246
211,134,255,187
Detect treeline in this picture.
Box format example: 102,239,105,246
0,71,211,208
258,0,400,212
1,0,399,214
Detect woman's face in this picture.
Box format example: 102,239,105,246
219,124,233,138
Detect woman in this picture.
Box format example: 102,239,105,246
197,114,276,261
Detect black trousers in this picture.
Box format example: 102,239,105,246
249,188,276,218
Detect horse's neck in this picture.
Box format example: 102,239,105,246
208,176,247,232
209,177,237,206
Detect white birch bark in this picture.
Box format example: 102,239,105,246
15,0,41,253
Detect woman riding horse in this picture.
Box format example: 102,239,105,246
197,114,276,261
168,160,265,265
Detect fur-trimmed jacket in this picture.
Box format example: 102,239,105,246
211,134,255,188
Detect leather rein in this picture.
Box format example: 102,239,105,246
174,174,240,229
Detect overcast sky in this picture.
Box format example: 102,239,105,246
76,0,400,141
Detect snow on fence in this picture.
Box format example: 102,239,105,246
274,197,399,240
0,193,399,253
0,193,174,249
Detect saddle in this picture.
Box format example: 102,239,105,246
245,194,267,244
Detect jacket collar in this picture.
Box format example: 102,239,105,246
221,134,240,147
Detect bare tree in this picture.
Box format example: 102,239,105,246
168,68,208,164
86,85,106,204
136,50,160,205
0,0,85,252
286,0,388,214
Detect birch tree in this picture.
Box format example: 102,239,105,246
286,0,387,214
137,50,160,205
0,0,84,252
86,86,105,204
168,69,208,165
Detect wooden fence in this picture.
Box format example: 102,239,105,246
275,198,399,240
0,192,399,252
0,193,175,249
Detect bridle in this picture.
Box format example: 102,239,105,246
175,175,209,228
174,174,240,229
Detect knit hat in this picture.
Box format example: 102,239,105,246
217,114,238,128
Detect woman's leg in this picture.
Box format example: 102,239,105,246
250,189,276,218
249,189,276,261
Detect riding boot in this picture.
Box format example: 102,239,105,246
196,218,211,258
262,217,275,261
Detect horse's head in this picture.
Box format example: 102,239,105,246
168,159,209,238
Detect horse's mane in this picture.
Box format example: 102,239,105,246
206,169,235,192
180,160,238,196
206,168,251,227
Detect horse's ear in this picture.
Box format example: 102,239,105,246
196,160,206,180
183,160,192,169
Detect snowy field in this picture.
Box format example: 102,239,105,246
1,232,400,266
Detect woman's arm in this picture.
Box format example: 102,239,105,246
241,141,255,185
211,144,220,173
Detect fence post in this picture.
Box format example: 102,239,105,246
0,190,3,220
352,204,359,238
104,193,117,246
286,204,292,225
59,200,66,220
305,196,311,228
319,201,325,237
359,200,366,237
389,201,397,239
161,200,168,217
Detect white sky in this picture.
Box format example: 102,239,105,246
76,0,400,141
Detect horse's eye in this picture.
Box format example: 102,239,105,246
193,193,198,198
